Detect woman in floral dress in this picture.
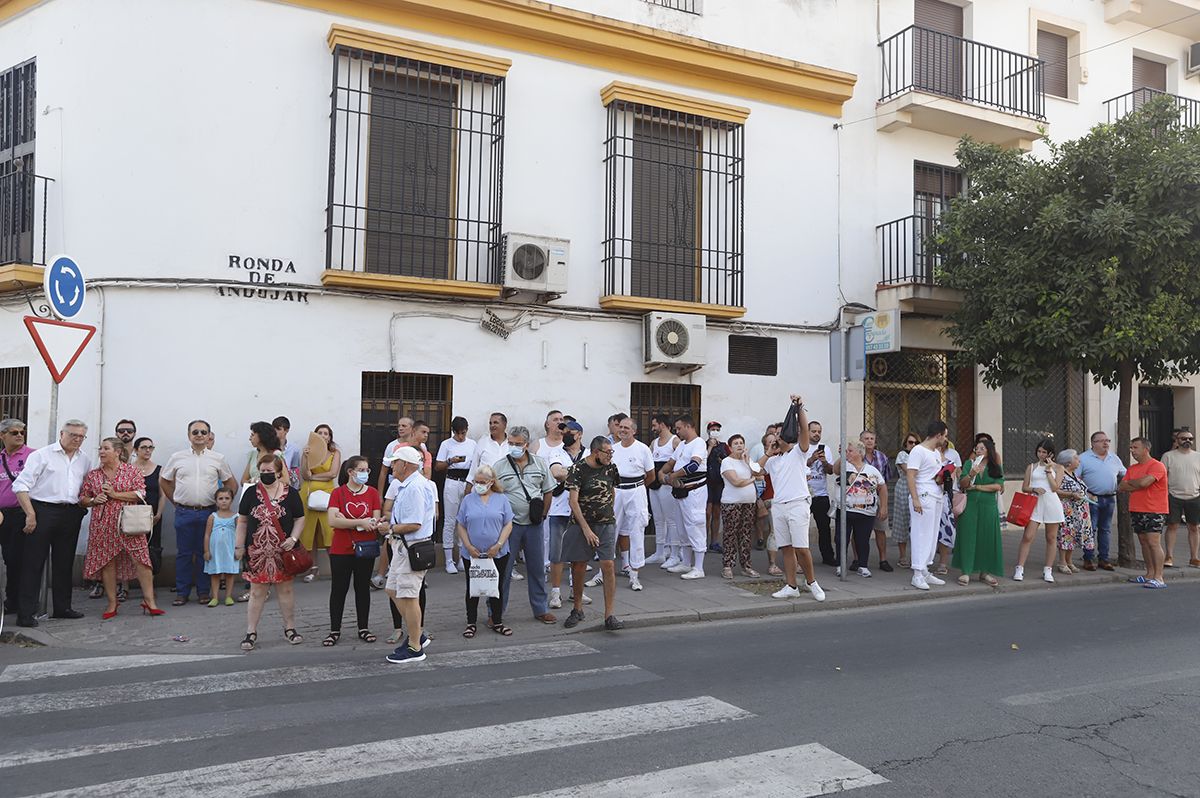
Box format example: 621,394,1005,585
80,437,162,619
235,453,305,651
1055,449,1095,574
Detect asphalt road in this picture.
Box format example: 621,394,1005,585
1,582,1197,797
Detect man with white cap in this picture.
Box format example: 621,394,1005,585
589,417,654,591
383,446,434,664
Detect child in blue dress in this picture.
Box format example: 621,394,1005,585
204,488,240,606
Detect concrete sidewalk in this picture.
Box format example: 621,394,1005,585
5,525,1198,655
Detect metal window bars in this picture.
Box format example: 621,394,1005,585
879,26,1045,120
1001,365,1087,478
1105,87,1200,128
629,382,701,445
0,366,29,422
603,100,744,308
0,169,49,267
326,46,505,284
645,0,701,13
360,371,453,483
865,350,974,471
877,214,942,286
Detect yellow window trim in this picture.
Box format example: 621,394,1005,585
321,269,503,300
599,294,745,320
0,0,43,24
0,263,44,294
601,81,749,125
282,0,856,116
327,24,512,76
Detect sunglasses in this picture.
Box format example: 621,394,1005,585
190,430,210,436
116,428,135,435
4,429,25,435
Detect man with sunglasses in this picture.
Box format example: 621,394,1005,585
114,419,137,460
1161,429,1200,569
160,420,238,606
0,418,34,616
1077,431,1125,571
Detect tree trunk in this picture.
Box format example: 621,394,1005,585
1116,360,1135,567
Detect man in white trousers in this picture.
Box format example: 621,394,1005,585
598,418,655,591
665,416,709,579
645,413,679,566
434,416,476,574
904,420,949,591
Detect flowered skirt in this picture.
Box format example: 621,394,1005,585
243,524,292,584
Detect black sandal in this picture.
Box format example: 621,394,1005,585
284,628,304,645
488,623,513,636
240,632,257,651
357,629,377,643
322,632,340,647
462,624,477,639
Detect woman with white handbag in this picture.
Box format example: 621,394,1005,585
80,438,163,620
456,464,514,638
299,424,341,582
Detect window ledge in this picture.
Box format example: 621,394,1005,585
0,263,45,294
321,270,502,300
599,294,745,319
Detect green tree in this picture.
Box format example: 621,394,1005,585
934,95,1200,565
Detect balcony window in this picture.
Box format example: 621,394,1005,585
602,85,745,314
325,38,506,287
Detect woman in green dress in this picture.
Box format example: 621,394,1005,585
952,437,1005,586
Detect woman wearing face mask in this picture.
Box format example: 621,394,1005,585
323,456,382,646
456,464,514,638
891,433,919,568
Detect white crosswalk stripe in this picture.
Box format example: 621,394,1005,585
25,697,753,798
0,654,240,683
517,743,888,797
0,640,595,717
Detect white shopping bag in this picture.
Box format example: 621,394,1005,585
469,557,501,599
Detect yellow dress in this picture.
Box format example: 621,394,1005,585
299,452,336,549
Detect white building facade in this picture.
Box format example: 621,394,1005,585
1,0,1199,499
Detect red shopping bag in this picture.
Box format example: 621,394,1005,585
1006,492,1038,527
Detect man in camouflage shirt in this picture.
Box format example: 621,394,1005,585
560,436,622,630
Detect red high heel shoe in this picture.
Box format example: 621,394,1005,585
141,601,166,617
102,606,119,620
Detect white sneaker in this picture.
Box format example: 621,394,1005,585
585,573,604,587
911,573,930,590
681,568,705,580
619,565,631,577
1043,567,1055,583
667,562,691,574
445,562,458,575
1013,565,1024,581
661,557,681,570
630,577,643,591
581,592,592,605
772,584,801,599
548,589,562,609
808,581,826,602
924,572,945,586
512,570,525,581
645,552,665,565
857,567,872,578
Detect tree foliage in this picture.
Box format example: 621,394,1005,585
934,95,1200,391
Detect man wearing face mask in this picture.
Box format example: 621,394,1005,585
547,420,586,614
435,416,477,575
705,421,729,553
492,426,555,624
1161,428,1200,568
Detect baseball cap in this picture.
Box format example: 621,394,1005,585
707,421,722,431
383,445,422,466
565,421,583,432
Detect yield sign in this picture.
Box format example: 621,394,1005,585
23,316,96,384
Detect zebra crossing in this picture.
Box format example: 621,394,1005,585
0,644,889,797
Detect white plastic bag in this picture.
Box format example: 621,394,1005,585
469,557,500,599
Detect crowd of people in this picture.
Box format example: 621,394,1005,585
0,395,1195,661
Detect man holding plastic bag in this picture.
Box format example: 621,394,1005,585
456,464,515,638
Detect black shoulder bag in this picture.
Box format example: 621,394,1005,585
508,455,546,524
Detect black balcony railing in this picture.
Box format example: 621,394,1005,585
1105,87,1200,127
646,0,700,13
0,171,50,267
880,26,1045,120
878,214,943,286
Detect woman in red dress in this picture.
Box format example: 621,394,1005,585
80,437,162,619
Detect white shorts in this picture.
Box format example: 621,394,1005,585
770,498,811,549
386,540,427,599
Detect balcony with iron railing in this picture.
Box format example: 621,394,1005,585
1105,86,1200,127
877,26,1046,149
875,214,963,315
0,171,53,294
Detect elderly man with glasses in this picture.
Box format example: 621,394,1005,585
159,420,238,606
1077,431,1126,571
0,418,34,616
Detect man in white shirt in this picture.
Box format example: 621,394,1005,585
12,419,93,625
435,416,477,575
536,410,565,458
1161,430,1200,568
904,421,950,591
595,418,655,591
664,416,710,579
384,446,434,664
758,396,825,602
645,413,680,566
547,421,587,612
467,412,509,481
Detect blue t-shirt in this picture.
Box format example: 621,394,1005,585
456,490,514,558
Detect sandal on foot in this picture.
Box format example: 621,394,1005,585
721,567,733,579
981,573,999,587
172,596,189,606
357,629,377,643
284,628,304,645
462,624,477,639
240,632,257,651
957,575,970,586
322,632,340,647
742,567,760,578
387,630,403,644
767,565,783,576
488,623,513,636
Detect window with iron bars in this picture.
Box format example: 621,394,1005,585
326,47,505,284
865,350,975,467
1,58,35,266
645,0,702,13
360,372,453,484
1001,365,1087,478
603,101,743,308
629,382,701,445
0,366,29,422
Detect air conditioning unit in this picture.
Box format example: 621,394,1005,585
1188,42,1200,76
643,311,706,372
501,233,569,298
